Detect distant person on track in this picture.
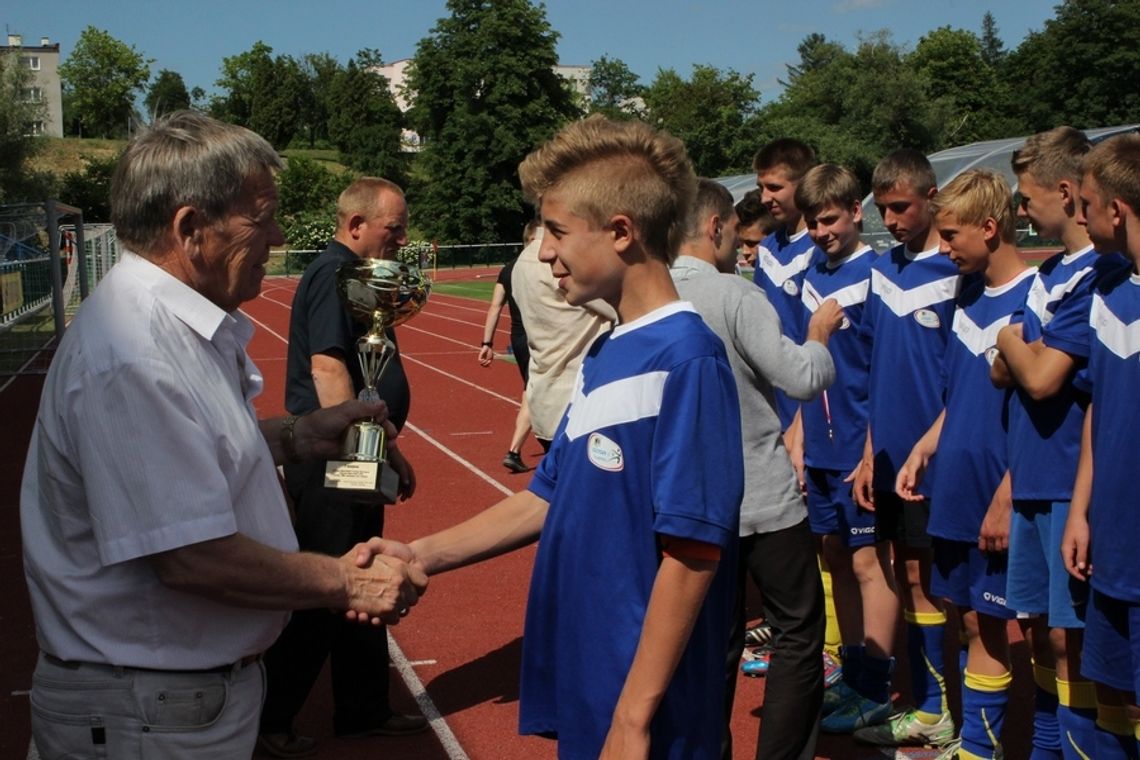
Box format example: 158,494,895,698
258,177,428,757
478,221,538,473
511,219,615,454
374,115,746,758
670,178,841,760
19,111,425,760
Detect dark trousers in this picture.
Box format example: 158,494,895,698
260,461,392,736
723,519,825,760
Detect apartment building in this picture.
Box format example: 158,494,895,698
1,33,63,137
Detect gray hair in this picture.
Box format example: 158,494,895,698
111,110,283,254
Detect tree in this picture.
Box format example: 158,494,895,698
145,69,190,120
643,65,760,176
0,53,54,202
325,50,404,178
909,27,1024,146
298,52,342,147
58,154,119,221
1003,0,1140,131
210,41,274,127
979,12,1006,67
211,43,309,149
587,55,644,120
59,26,151,138
406,0,579,245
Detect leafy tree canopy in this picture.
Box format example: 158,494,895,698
59,26,151,138
587,55,644,120
145,69,190,120
326,50,405,178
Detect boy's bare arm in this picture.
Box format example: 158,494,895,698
896,409,945,502
407,489,549,576
601,553,718,759
979,471,1012,553
1061,405,1094,580
995,323,1076,400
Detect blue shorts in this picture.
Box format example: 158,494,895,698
1081,590,1140,695
806,467,878,547
1007,500,1088,628
932,538,1014,619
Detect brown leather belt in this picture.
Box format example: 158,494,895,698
44,652,262,674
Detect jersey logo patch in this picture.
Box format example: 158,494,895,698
587,432,624,471
914,309,941,328
782,279,800,296
1091,293,1140,359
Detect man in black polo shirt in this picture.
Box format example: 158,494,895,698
259,177,426,758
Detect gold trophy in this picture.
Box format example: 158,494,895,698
324,258,430,502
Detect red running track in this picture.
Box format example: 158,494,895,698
0,270,1036,759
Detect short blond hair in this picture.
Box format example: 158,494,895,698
795,163,863,218
336,177,404,229
932,169,1017,244
1081,133,1140,212
1011,127,1090,187
518,115,696,262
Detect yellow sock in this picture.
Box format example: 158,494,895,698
819,552,841,657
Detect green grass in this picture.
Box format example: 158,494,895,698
431,280,496,301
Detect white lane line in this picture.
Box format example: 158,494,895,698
401,354,520,408
251,314,511,760
404,323,507,350
239,309,289,345
450,431,493,437
416,310,496,332
405,422,513,498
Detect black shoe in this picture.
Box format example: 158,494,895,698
502,451,530,473
337,713,429,738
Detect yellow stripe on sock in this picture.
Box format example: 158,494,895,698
1095,703,1133,737
1064,732,1092,760
1056,678,1097,709
904,608,949,626
957,749,990,760
1033,664,1058,694
964,669,1013,693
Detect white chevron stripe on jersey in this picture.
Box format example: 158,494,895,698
564,371,668,441
952,308,1013,356
802,278,869,312
1024,266,1093,326
757,246,815,287
1091,293,1140,360
870,270,959,317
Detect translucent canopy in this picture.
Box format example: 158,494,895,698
716,124,1140,251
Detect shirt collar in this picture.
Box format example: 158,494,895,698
117,251,238,342
671,254,720,276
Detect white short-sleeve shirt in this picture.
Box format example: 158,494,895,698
21,253,297,669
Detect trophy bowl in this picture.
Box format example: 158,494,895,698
336,258,431,332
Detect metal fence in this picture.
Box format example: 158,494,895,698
1,201,121,378
266,241,525,278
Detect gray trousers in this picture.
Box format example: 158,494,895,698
29,652,264,759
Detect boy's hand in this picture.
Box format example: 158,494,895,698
1060,511,1092,581
895,449,928,502
806,298,845,344
845,459,875,511
478,345,494,366
978,494,1011,553
599,721,650,760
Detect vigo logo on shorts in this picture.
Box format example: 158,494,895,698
983,591,1007,607
849,526,876,536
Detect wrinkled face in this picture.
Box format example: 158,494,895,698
757,166,800,226
936,209,991,274
358,190,409,260
736,220,766,261
805,202,863,259
538,189,622,306
196,168,284,311
1077,173,1118,253
874,182,933,247
1016,172,1068,240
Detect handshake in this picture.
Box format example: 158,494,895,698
337,537,427,626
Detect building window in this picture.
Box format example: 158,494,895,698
29,120,45,136
22,86,43,102
19,56,40,71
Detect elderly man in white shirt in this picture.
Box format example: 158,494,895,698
20,110,426,760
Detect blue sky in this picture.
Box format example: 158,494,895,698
6,0,1059,101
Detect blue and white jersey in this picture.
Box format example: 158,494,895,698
1073,264,1140,603
800,245,874,470
929,270,1035,542
1007,246,1108,501
753,227,821,429
522,301,743,758
860,244,961,494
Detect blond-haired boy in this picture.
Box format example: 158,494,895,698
401,116,745,758
898,169,1035,760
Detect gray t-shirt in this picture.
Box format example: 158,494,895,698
671,255,835,535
